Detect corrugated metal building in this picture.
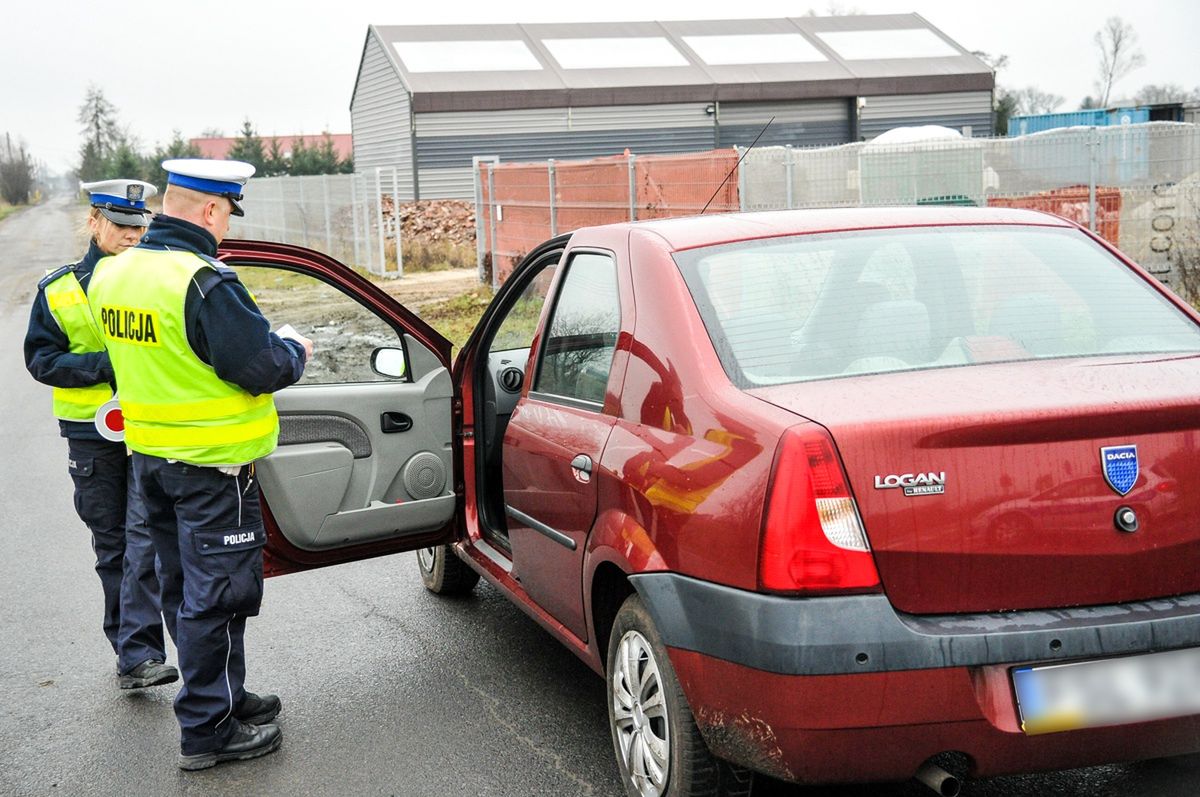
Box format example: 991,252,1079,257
351,15,995,199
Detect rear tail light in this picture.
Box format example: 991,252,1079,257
759,425,881,594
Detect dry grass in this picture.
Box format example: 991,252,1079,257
386,240,476,272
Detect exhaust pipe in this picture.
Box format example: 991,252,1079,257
915,761,961,797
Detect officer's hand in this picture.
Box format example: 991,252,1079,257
296,334,314,360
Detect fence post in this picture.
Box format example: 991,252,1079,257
375,167,386,277
350,173,361,267
391,166,403,277
298,177,309,248
785,145,794,210
1087,127,1099,233
487,164,498,290
472,156,499,283
737,147,747,211
548,159,558,236
322,175,333,255
627,153,637,221
278,178,288,242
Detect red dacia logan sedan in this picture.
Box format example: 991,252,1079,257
220,207,1200,796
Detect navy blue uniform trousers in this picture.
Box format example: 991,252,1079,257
66,438,168,671
128,453,266,755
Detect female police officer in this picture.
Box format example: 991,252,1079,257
24,179,178,689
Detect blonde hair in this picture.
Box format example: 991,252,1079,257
80,205,100,232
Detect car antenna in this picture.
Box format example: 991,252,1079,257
700,116,775,215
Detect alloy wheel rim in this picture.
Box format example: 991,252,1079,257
417,546,436,573
613,630,670,797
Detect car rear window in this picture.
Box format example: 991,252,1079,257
674,226,1200,387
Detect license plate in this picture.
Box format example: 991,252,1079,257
1013,647,1200,735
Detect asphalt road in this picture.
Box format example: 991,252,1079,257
2,198,1198,796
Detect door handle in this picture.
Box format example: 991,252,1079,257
380,412,413,433
570,454,593,474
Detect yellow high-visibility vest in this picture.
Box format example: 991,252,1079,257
43,270,113,421
88,249,279,466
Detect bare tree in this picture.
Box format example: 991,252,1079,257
1094,16,1145,108
1,133,36,205
1013,87,1065,115
1134,84,1200,105
971,51,1009,71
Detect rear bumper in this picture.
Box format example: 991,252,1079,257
630,573,1200,675
630,573,1200,782
669,648,1200,783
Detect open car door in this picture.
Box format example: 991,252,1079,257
217,240,458,576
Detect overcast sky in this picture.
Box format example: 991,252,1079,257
5,0,1197,173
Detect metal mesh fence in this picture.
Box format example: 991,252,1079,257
230,169,405,278
478,150,741,283
738,123,1200,297
229,124,1200,299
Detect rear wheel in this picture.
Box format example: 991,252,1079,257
417,545,480,595
607,594,753,797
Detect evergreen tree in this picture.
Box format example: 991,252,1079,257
285,133,347,176
77,86,120,161
288,136,316,175
227,119,267,174
314,134,341,174
77,139,107,182
108,140,143,181
145,130,201,189
263,137,288,176
75,86,122,181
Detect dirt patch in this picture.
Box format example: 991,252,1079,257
376,267,483,313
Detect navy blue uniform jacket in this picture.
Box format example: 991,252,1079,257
25,217,307,440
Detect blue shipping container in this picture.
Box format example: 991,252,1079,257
1009,107,1150,136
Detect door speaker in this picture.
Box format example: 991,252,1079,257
402,452,447,500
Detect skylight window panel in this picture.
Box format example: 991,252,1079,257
682,34,827,65
815,28,960,60
542,37,689,70
392,40,542,73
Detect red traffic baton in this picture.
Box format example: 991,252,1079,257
94,397,125,443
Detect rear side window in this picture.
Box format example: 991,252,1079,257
533,252,621,406
674,226,1200,387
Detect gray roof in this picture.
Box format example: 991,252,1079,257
365,15,993,113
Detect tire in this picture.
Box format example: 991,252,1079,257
607,594,754,797
416,544,480,595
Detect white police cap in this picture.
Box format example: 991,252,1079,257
81,179,158,227
162,158,256,217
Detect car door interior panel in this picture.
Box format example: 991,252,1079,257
253,442,353,548
257,333,454,551
276,414,372,457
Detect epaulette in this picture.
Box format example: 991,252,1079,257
193,258,241,298
197,254,240,282
38,264,77,291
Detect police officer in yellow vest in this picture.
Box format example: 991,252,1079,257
88,159,313,770
24,179,179,690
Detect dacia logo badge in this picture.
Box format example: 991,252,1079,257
1100,444,1138,496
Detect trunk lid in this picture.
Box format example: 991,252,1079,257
749,354,1200,614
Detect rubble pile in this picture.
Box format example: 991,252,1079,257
381,197,476,246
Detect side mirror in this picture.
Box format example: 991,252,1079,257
371,347,407,379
